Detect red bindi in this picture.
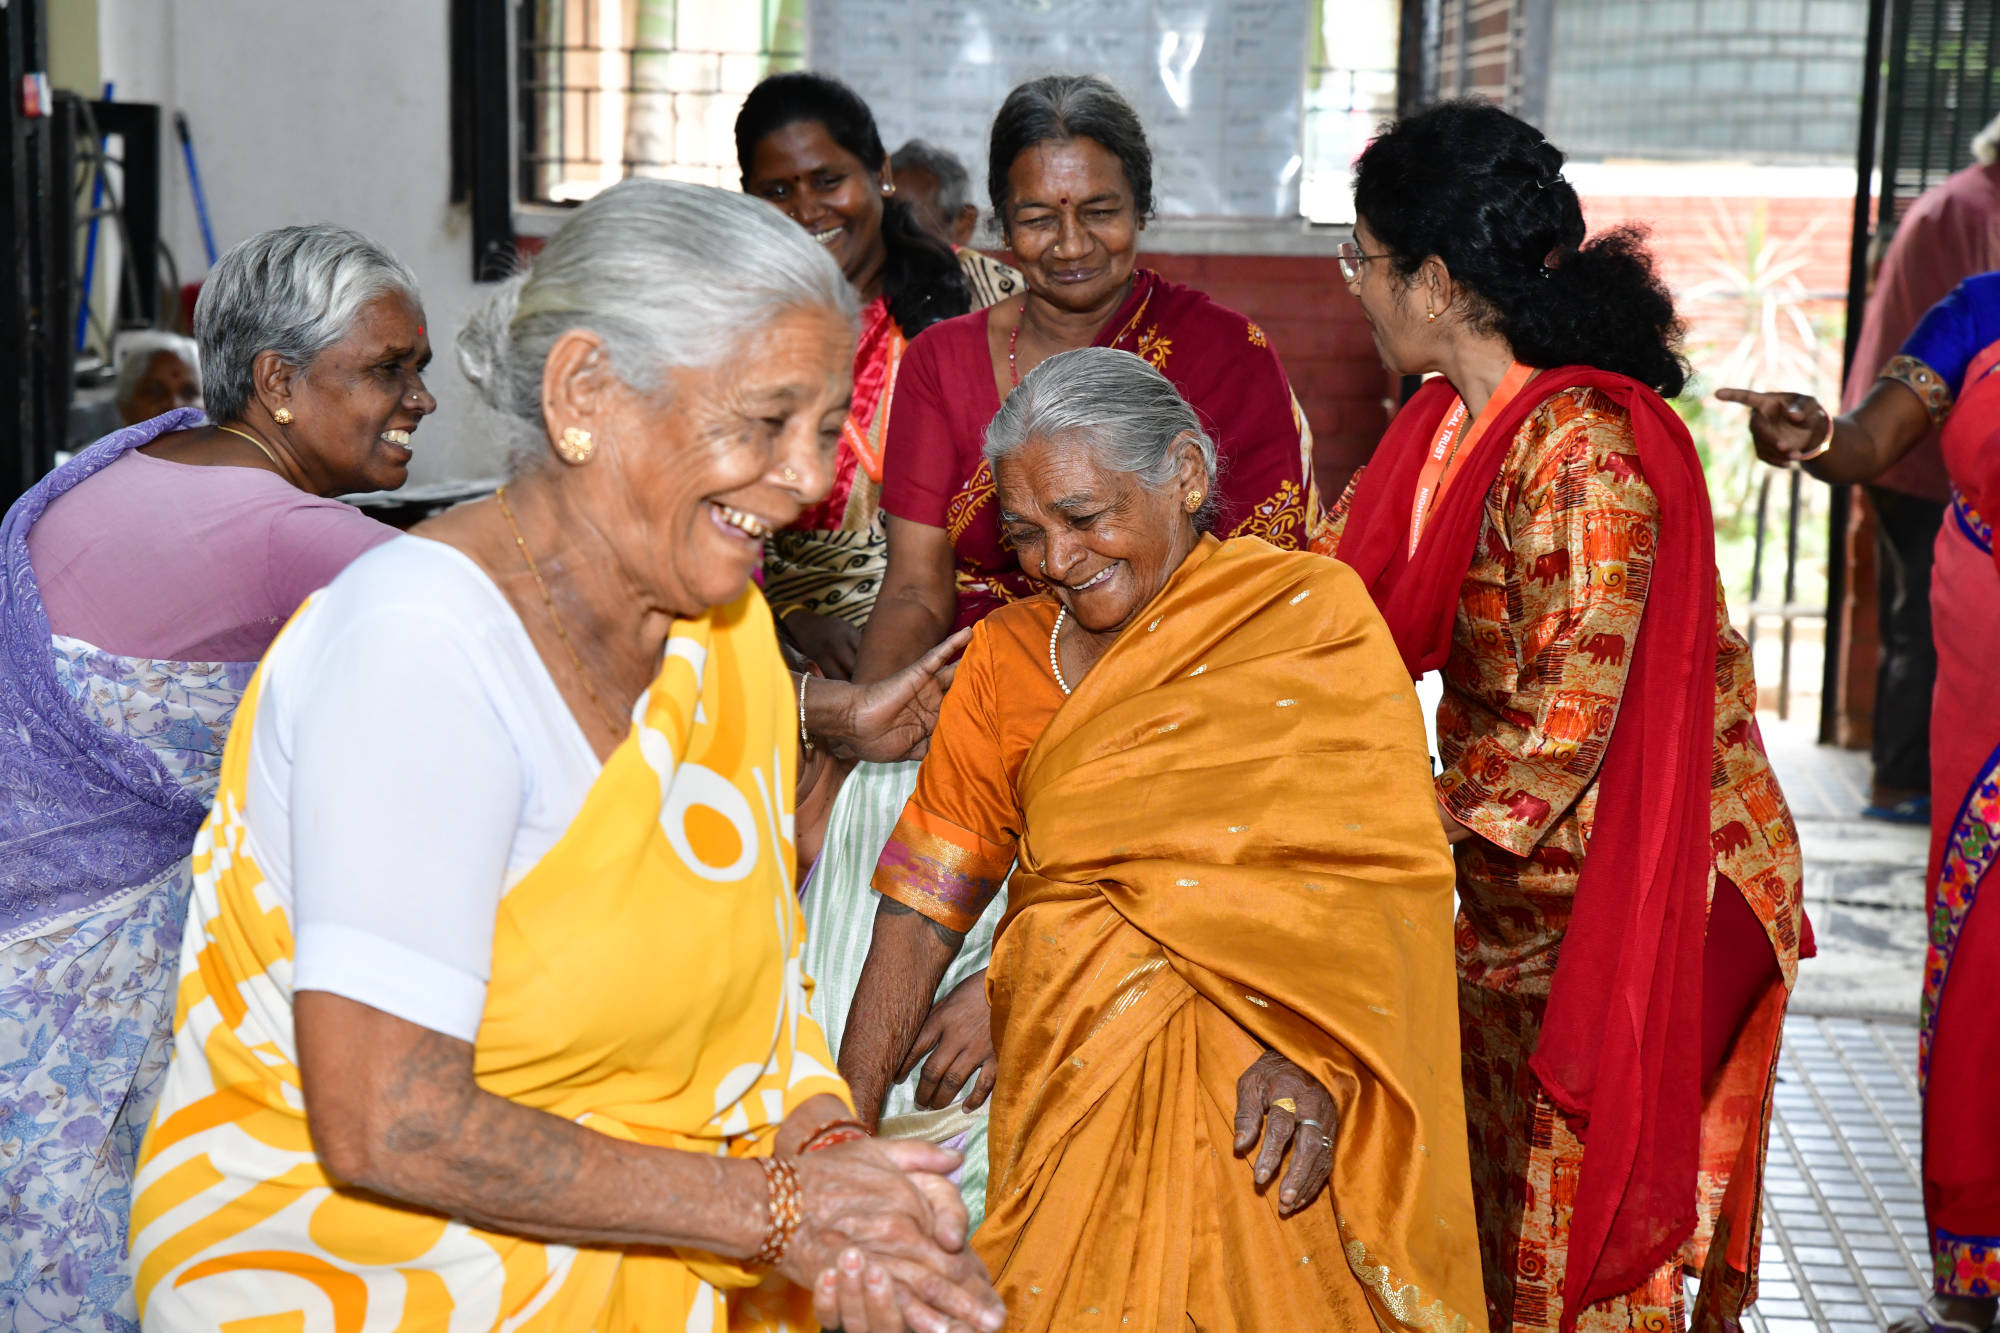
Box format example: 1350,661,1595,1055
1060,196,1069,206
417,325,426,336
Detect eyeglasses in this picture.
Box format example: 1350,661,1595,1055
1337,240,1389,285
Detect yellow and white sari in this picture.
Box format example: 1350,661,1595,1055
128,588,848,1331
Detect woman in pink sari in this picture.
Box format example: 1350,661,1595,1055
1725,272,2000,1333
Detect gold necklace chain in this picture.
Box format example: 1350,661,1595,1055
495,485,627,739
213,423,283,468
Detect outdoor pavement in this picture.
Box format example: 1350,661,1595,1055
1736,721,1934,1333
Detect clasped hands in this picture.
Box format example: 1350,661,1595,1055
774,1096,1003,1333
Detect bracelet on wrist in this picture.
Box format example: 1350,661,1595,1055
1796,412,1835,461
750,1155,803,1268
800,1119,872,1154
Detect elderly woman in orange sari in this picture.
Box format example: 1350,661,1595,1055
837,346,1486,1332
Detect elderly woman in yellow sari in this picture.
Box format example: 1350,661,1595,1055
838,346,1486,1332
126,180,1006,1333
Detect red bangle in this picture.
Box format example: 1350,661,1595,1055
800,1120,871,1154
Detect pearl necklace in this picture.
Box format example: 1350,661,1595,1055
1048,606,1071,695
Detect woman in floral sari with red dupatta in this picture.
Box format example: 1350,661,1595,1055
1727,270,2000,1333
1329,102,1808,1333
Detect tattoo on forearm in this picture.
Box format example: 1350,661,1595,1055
376,1029,586,1218
877,896,967,949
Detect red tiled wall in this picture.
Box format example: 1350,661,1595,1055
1144,252,1396,503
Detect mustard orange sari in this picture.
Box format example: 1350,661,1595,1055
874,537,1485,1332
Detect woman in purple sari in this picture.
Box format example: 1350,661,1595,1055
0,224,433,1332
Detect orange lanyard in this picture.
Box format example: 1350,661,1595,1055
1408,361,1537,557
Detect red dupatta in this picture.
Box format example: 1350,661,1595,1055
1338,368,1717,1325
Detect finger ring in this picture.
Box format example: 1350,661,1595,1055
1320,1134,1333,1150
1271,1097,1298,1114
1296,1117,1323,1131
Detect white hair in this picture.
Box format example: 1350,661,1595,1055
113,330,200,409
457,178,858,460
1975,110,2000,166
194,224,422,424
984,347,1220,524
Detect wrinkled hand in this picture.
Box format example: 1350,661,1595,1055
785,608,861,681
899,970,996,1112
1714,387,1829,467
1232,1049,1337,1216
782,1135,1004,1333
844,629,972,762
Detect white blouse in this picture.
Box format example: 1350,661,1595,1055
245,536,602,1042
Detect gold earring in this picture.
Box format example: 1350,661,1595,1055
1424,308,1437,324
1185,490,1204,512
882,181,895,196
556,426,595,464
273,407,294,425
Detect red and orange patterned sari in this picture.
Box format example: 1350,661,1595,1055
879,269,1322,631
1330,371,1808,1333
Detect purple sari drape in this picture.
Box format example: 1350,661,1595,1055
0,408,210,939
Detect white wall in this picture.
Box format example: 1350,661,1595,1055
98,0,497,484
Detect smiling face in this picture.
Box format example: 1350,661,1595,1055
1002,137,1141,314
994,431,1203,637
582,304,854,617
744,120,889,292
275,290,435,494
1346,216,1437,378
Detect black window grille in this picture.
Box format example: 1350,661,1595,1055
1878,0,2000,224
516,0,805,206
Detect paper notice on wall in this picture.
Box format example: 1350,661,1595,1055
807,0,1310,219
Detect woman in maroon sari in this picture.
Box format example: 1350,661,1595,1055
852,73,1320,680
1326,101,1807,1332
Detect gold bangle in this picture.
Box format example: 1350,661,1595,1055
1795,412,1835,461
750,1156,803,1268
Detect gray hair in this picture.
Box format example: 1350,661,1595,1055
458,178,858,460
113,330,200,409
891,138,972,217
984,347,1218,524
1975,109,2000,166
194,224,422,424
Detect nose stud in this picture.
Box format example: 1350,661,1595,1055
781,465,800,483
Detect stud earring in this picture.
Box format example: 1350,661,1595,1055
1185,490,1204,512
882,181,895,196
556,426,595,464
273,407,294,425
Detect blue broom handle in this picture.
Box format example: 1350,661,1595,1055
174,112,218,268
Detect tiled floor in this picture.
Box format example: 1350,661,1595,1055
1749,1017,1930,1332
1736,724,1934,1333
